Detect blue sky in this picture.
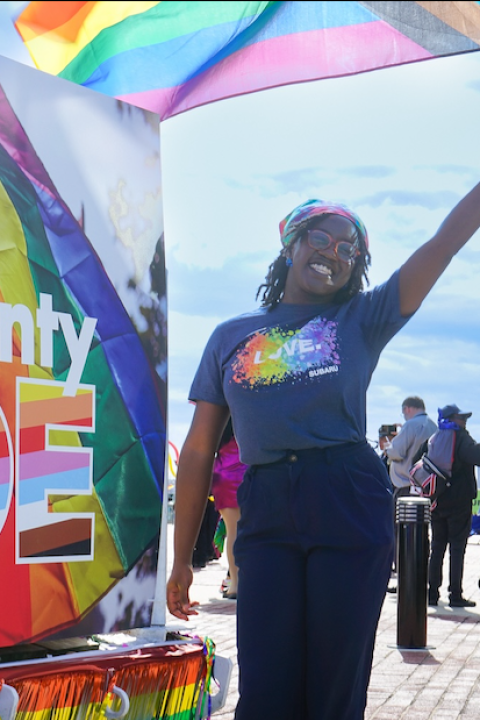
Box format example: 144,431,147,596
2,2,480,458
161,50,480,453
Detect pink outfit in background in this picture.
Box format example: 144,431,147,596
211,436,248,510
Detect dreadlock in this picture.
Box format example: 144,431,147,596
256,254,290,308
256,216,371,310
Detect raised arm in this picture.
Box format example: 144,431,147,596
399,181,480,316
166,400,230,620
385,425,410,462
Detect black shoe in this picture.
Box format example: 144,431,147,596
192,559,207,568
449,597,476,608
386,585,397,594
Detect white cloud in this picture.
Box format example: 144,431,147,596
162,50,480,451
168,310,220,357
369,333,480,443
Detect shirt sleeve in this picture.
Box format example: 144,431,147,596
456,432,480,465
358,269,416,352
385,424,412,462
188,323,229,407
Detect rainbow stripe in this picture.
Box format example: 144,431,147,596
0,81,166,645
17,380,95,561
14,1,480,120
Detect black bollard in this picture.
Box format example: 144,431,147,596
395,496,431,649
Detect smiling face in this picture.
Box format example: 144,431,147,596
282,214,359,304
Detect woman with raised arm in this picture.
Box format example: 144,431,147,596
167,183,480,720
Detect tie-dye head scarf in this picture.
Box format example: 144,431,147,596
279,199,369,250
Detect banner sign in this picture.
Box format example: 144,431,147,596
0,56,166,646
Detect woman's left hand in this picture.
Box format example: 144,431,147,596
166,562,199,620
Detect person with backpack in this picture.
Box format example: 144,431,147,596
385,397,437,499
383,397,437,592
427,404,480,608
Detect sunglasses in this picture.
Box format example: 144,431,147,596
306,229,360,263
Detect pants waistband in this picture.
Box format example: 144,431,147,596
253,440,368,469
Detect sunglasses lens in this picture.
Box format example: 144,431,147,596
308,230,330,250
337,242,356,261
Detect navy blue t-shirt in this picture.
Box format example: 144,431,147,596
190,270,412,465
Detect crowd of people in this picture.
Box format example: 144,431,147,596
380,397,480,608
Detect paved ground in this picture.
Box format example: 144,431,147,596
166,525,480,719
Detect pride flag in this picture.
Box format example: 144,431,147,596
14,1,480,121
0,78,166,646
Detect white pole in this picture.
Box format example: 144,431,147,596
150,434,171,628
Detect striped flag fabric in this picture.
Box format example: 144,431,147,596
0,78,166,645
14,1,480,121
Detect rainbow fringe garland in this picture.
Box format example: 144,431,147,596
0,637,215,720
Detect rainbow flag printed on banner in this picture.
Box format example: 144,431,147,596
0,60,166,646
13,1,480,120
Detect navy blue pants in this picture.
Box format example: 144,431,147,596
234,442,393,720
428,505,472,600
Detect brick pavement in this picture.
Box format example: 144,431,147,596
166,525,480,719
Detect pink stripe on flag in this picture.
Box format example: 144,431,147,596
118,21,433,119
0,456,11,485
19,449,90,481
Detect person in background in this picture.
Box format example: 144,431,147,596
167,181,480,720
428,404,480,608
378,423,401,470
385,397,437,500
378,422,400,592
211,419,247,600
384,397,437,592
191,495,219,569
